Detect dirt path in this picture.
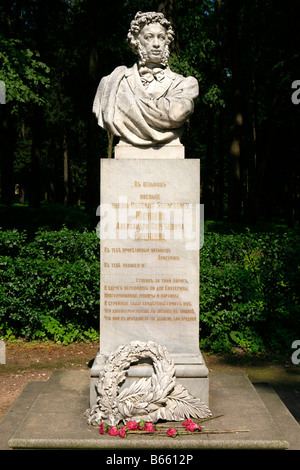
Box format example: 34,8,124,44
0,340,98,421
1,340,299,423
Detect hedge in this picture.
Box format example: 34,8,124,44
200,230,300,354
0,227,299,353
0,228,100,344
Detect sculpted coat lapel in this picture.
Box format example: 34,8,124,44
93,63,199,146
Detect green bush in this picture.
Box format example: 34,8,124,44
0,226,299,353
0,228,99,344
200,231,300,354
0,229,27,257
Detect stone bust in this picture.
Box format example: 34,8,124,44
93,11,199,147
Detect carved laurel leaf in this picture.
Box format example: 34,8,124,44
166,384,212,419
150,372,174,403
149,407,182,423
117,377,151,402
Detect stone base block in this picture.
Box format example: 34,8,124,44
114,138,184,159
5,371,297,450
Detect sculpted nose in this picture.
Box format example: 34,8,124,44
153,37,159,47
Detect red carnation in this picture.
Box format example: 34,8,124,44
166,428,178,438
182,419,193,427
126,421,138,431
107,426,119,436
186,422,202,432
119,427,127,438
99,423,108,435
144,422,155,432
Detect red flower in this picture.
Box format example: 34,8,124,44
107,426,119,436
182,419,193,427
144,423,155,432
185,422,202,432
166,428,178,438
138,420,146,430
126,421,138,431
99,423,108,435
119,427,127,438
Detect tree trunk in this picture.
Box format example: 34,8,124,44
29,0,46,208
155,0,180,53
227,0,243,222
29,107,43,208
63,131,69,207
244,76,258,224
216,113,225,220
0,105,15,205
0,4,15,205
214,0,224,220
202,110,215,219
86,0,100,213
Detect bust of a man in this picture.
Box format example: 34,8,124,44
93,11,199,147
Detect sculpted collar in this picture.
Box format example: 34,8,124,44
125,63,176,98
139,66,165,88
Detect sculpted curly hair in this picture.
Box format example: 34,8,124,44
127,11,175,65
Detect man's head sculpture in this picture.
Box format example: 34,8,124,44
127,11,175,67
93,11,199,148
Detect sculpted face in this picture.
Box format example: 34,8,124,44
138,23,168,66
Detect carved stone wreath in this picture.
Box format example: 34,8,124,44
85,340,212,427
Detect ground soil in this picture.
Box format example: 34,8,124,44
1,340,299,424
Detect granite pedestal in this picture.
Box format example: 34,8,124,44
91,156,208,407
3,370,299,450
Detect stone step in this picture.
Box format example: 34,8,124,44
1,371,299,450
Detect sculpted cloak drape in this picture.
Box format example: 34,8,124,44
93,63,199,146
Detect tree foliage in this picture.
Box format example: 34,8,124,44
0,1,299,351
0,34,50,108
0,0,299,223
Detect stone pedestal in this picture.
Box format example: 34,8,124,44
90,152,208,407
115,138,185,159
7,371,296,450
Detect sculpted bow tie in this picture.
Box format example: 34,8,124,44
139,67,165,88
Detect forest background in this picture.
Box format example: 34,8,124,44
0,0,299,356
